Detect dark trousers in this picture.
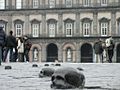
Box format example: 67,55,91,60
24,50,29,62
108,50,114,63
18,53,24,62
3,47,13,62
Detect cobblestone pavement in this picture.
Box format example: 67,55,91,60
0,62,120,90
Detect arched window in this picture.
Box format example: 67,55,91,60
47,19,57,37
82,18,92,37
99,18,109,36
0,20,7,31
64,18,74,37
14,19,24,37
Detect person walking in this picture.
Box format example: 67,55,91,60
0,26,6,65
94,39,104,63
23,36,32,62
105,36,115,63
3,30,17,62
17,37,24,62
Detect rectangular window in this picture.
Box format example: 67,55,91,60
101,0,108,6
33,0,39,8
49,23,55,37
66,0,72,7
66,23,72,37
16,0,22,9
49,0,55,8
0,0,5,9
16,24,22,37
101,22,108,36
83,23,90,36
83,0,90,7
32,24,39,37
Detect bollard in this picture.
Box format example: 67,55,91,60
32,64,38,67
44,64,49,66
5,66,12,70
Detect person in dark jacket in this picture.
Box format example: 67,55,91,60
23,36,32,62
0,26,6,65
94,39,103,63
3,30,17,62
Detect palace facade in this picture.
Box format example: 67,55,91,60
0,0,120,63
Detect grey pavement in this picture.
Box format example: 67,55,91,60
0,62,120,90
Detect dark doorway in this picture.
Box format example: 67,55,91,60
81,43,93,63
47,43,58,62
117,44,120,63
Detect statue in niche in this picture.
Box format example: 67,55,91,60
67,48,72,62
34,49,38,61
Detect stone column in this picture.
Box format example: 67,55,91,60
41,13,46,37
58,13,63,37
7,15,12,34
76,43,80,63
93,11,98,36
58,44,63,62
111,11,116,36
24,15,29,35
41,43,47,62
75,12,80,36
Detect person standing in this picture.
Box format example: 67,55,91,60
0,26,6,65
23,36,32,62
94,39,104,63
17,37,24,62
105,36,115,63
3,30,17,62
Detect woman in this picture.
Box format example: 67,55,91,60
17,37,24,62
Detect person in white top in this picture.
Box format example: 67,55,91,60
17,37,24,62
105,36,115,63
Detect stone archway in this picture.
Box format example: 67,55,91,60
81,43,93,63
47,43,58,62
117,44,120,63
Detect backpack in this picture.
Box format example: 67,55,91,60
25,40,32,50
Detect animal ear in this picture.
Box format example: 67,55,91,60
65,72,80,87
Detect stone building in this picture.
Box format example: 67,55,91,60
0,0,120,63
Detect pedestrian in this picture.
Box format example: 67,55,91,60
105,36,115,63
0,26,6,65
3,30,17,62
17,37,24,62
23,36,32,62
93,39,104,63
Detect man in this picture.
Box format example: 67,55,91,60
23,36,32,62
105,36,115,63
3,30,17,62
94,39,103,63
0,26,6,65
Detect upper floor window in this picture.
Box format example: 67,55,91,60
0,0,5,9
49,23,55,37
32,23,39,37
83,0,91,7
66,23,72,37
33,0,39,8
82,18,92,37
83,23,90,36
15,24,23,37
101,0,108,6
49,0,55,8
16,0,22,9
66,0,72,7
101,22,108,36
